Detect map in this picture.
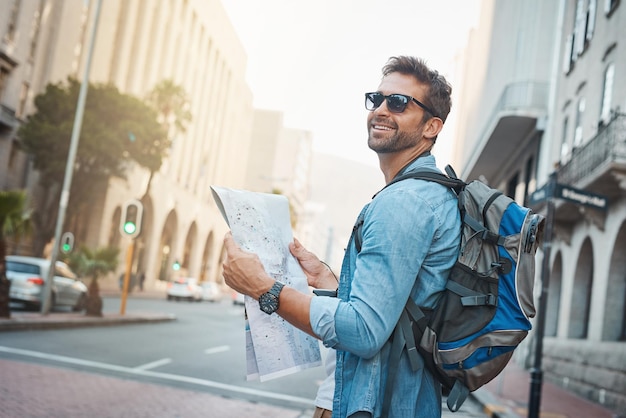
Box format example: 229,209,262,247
211,186,322,381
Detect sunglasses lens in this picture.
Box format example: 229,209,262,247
365,93,384,110
387,95,408,113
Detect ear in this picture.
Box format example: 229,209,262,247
423,117,444,140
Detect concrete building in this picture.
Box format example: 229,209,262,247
453,0,625,413
1,0,254,291
244,108,313,238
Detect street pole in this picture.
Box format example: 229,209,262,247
528,171,556,418
119,240,135,315
41,0,103,315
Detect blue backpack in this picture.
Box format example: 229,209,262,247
354,166,545,414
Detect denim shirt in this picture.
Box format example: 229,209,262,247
309,155,461,418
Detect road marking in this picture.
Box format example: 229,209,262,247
0,345,314,407
204,345,229,355
134,358,172,371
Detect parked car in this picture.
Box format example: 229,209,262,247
166,277,202,302
200,281,221,302
5,255,88,311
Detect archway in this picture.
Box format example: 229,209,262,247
182,222,197,275
157,210,178,282
568,237,593,339
546,252,562,337
603,221,626,341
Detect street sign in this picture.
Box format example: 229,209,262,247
555,184,608,210
529,182,607,210
529,184,549,206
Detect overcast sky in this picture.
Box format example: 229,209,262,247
221,0,482,168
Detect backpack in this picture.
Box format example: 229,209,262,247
353,165,545,414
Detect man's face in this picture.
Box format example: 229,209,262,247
367,72,431,154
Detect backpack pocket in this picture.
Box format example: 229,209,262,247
431,262,499,343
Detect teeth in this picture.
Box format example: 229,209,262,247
374,125,392,131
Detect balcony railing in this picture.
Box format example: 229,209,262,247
558,113,626,185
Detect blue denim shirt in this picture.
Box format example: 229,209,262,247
309,155,461,418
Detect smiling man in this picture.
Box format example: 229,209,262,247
222,56,461,418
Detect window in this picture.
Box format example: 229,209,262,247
561,116,571,162
573,0,587,57
17,82,29,119
574,98,585,147
563,34,574,74
0,65,9,100
599,63,614,125
604,0,620,15
586,0,597,41
3,0,21,43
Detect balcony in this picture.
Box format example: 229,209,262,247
554,113,626,224
463,81,549,183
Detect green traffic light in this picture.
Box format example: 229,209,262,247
123,222,137,235
62,244,71,252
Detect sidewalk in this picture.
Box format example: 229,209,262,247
0,297,620,418
474,361,619,418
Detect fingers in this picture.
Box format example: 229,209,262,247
223,231,237,252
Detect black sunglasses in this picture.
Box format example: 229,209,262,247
365,92,438,117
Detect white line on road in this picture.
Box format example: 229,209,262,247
0,345,314,407
204,345,230,355
134,357,172,371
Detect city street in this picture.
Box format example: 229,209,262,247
0,295,488,417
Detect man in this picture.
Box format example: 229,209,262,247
223,56,461,417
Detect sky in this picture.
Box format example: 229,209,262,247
221,0,482,168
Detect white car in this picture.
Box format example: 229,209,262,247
6,255,88,311
200,282,222,302
166,277,203,302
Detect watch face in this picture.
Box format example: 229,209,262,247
259,282,284,314
259,293,279,314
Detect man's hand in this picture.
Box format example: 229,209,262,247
222,232,273,299
289,238,338,289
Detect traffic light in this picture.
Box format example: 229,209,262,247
60,232,74,254
172,260,181,271
120,199,143,238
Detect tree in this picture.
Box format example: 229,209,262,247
63,246,119,317
18,78,170,254
143,79,192,195
147,79,192,134
0,190,31,318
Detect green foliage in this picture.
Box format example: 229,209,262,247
63,245,119,281
19,78,170,184
17,78,172,252
0,190,31,241
0,190,31,319
147,79,192,133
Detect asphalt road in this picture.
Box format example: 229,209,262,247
1,296,488,417
1,296,327,410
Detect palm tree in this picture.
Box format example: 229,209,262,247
0,190,31,318
143,80,192,195
64,246,119,317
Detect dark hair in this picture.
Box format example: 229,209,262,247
382,56,452,123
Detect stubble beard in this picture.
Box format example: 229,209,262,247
368,128,422,154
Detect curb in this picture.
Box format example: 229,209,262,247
0,313,177,332
472,388,521,418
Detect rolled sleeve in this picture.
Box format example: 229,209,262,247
310,295,341,348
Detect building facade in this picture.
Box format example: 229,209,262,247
453,0,625,413
1,0,255,291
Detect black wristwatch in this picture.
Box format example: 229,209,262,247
258,281,285,315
